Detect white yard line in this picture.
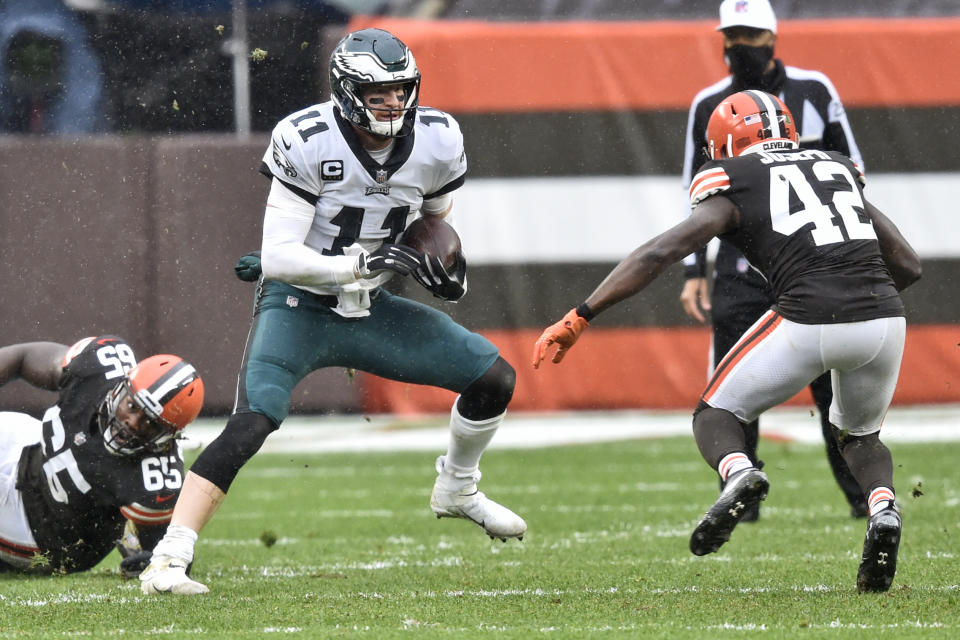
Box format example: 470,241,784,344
180,405,960,454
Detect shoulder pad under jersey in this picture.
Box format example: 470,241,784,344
262,102,337,197
689,164,731,207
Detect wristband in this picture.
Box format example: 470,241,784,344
575,303,596,322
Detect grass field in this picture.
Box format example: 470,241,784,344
2,434,959,638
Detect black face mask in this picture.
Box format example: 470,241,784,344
724,44,774,86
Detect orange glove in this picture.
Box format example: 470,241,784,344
532,308,590,368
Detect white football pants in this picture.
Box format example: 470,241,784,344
0,412,43,569
702,311,905,436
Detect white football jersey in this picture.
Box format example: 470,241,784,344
260,101,467,298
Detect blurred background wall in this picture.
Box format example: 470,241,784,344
0,0,957,417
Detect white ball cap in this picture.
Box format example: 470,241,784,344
717,0,777,34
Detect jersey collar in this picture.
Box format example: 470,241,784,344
334,109,415,183
740,139,799,156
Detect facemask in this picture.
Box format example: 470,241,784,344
724,44,774,86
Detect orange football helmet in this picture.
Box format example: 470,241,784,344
101,355,204,456
706,90,798,160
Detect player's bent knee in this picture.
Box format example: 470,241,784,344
692,399,711,421
189,412,278,493
834,429,880,454
458,356,515,420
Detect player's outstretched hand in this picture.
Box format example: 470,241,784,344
532,308,589,368
412,251,467,301
234,250,262,282
357,244,423,279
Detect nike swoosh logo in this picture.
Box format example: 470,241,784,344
156,493,176,503
280,135,292,150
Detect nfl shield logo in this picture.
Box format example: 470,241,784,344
375,169,388,184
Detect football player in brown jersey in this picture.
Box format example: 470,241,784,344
679,0,867,521
0,337,202,575
534,91,920,593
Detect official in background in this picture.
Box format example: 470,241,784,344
678,0,866,519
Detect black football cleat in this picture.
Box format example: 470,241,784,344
718,459,764,523
690,468,769,556
856,506,902,593
719,482,760,522
739,501,761,523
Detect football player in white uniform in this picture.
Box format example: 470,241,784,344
141,28,526,596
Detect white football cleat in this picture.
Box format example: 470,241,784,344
430,455,526,541
139,555,209,595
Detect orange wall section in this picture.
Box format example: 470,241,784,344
348,17,960,112
361,325,960,414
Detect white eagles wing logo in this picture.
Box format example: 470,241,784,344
272,140,298,178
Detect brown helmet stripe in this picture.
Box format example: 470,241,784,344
743,89,782,139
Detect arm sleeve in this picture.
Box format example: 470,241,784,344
817,74,864,171
422,110,468,199
680,97,710,279
120,502,174,526
421,193,452,216
260,179,361,287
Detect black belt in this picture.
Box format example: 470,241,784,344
261,279,338,308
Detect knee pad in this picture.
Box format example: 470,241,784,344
188,412,278,493
457,356,515,420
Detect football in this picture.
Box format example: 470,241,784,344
400,215,461,270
